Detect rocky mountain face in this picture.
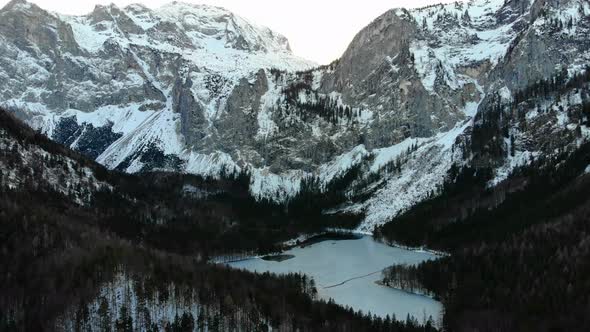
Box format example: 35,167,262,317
1,0,589,231
0,0,313,171
1,108,399,332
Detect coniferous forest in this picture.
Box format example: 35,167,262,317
375,68,590,332
3,64,590,331
3,65,590,331
0,109,437,331
2,0,590,330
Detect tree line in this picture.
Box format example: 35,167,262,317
374,65,590,331
1,108,439,331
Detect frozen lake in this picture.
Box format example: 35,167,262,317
228,236,443,323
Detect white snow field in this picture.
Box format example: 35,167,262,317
228,236,443,324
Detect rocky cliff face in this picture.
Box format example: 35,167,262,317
1,0,589,230
0,0,313,173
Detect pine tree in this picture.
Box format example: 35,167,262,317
463,10,471,22
98,297,111,332
116,305,133,332
181,312,195,331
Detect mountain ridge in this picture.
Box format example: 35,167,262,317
1,0,589,231
2,1,590,331
1,107,425,331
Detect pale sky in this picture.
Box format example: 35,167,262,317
0,0,454,64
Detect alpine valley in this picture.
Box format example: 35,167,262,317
1,0,590,331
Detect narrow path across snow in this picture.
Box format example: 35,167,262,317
322,270,383,289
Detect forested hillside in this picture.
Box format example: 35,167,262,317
377,132,590,332
0,109,433,331
2,0,590,330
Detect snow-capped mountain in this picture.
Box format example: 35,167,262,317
1,0,589,231
0,0,313,159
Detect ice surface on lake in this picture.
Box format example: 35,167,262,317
229,236,443,323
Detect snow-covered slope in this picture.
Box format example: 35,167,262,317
0,0,314,188
0,110,112,205
1,0,589,231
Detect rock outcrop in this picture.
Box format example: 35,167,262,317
1,0,589,230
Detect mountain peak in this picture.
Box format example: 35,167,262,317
4,0,28,6
1,0,33,12
124,3,150,12
90,2,124,15
165,1,228,11
151,1,293,53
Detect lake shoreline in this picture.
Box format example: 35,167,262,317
377,239,450,257
374,280,439,301
283,229,448,258
227,235,443,322
213,230,448,265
